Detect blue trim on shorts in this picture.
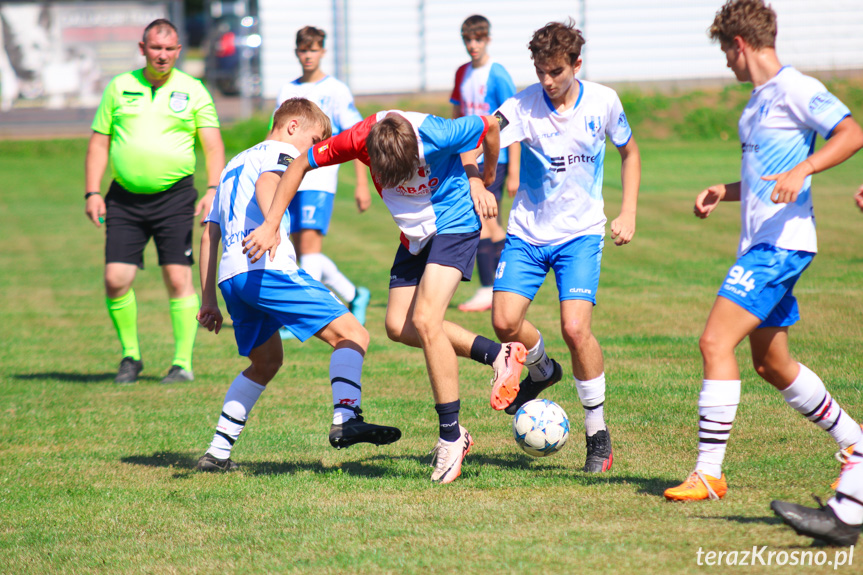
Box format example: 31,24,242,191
219,268,347,355
493,234,603,303
288,190,335,235
389,231,480,288
717,243,814,328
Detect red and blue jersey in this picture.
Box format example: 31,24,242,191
450,60,516,164
308,111,490,254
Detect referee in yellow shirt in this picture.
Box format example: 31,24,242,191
84,19,225,384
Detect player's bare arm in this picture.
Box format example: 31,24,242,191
195,127,226,226
610,136,641,246
461,153,497,220
197,221,223,334
253,171,282,216
506,142,521,197
480,114,500,187
694,181,741,219
761,116,863,204
242,152,312,263
84,131,110,227
856,185,863,212
353,161,372,212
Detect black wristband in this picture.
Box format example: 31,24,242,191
84,191,100,200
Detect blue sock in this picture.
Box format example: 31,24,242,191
435,400,461,442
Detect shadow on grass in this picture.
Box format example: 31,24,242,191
696,514,783,526
121,450,393,479
122,451,199,469
13,372,160,384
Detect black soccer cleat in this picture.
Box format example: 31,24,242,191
161,365,194,384
329,409,402,449
196,453,239,472
771,498,861,547
583,428,613,473
504,359,563,415
115,356,143,384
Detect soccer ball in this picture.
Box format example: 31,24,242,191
512,399,570,457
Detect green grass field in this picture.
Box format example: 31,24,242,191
2,92,863,574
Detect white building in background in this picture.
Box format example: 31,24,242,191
257,0,863,98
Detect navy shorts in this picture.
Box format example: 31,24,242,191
389,231,480,288
104,176,197,268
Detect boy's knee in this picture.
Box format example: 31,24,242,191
561,322,592,349
249,356,282,383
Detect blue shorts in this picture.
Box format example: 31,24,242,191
288,190,335,235
219,269,347,355
494,234,603,303
718,243,813,327
389,231,480,288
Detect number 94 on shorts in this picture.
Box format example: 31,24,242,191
718,243,814,328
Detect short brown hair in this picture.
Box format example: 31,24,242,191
528,19,585,66
461,15,490,40
366,115,419,189
296,26,326,50
142,18,178,44
709,0,776,49
273,97,332,140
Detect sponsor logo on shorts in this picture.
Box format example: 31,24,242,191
169,91,189,113
569,288,593,295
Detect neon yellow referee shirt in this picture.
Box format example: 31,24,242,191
91,68,220,194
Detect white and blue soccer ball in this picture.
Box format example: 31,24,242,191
512,399,569,457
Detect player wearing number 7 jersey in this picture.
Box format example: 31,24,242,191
664,0,863,502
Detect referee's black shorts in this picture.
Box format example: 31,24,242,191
105,175,197,268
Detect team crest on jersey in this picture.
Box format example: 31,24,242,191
493,110,509,130
584,116,602,136
617,112,628,128
169,91,189,112
317,144,329,154
277,153,295,167
809,92,837,115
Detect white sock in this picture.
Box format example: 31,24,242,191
829,449,863,526
302,253,356,303
525,332,555,382
780,363,863,449
318,254,357,303
331,347,364,424
207,373,266,460
299,253,324,281
575,373,607,436
695,379,740,478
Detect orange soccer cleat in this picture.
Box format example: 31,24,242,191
664,470,728,501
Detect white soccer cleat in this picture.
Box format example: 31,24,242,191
458,286,493,312
430,425,474,484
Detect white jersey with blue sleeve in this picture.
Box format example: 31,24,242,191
204,140,300,283
737,66,851,256
496,81,632,246
274,76,363,194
